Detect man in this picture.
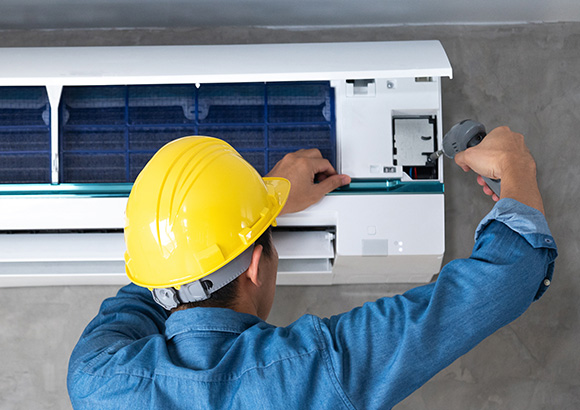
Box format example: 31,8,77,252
68,126,556,409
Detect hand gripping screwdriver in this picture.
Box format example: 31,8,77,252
429,119,501,197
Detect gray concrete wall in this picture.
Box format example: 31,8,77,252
0,23,578,409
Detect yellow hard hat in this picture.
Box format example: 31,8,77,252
124,136,290,290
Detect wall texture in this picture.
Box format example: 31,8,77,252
0,23,578,409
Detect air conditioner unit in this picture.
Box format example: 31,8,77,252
0,41,452,287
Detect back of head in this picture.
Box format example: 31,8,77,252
124,136,290,310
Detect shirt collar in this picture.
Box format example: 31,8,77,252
164,307,264,339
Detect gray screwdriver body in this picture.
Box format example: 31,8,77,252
430,120,501,197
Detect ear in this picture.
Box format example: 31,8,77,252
244,244,264,287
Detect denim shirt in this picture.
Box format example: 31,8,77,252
68,199,557,410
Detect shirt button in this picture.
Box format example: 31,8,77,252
543,279,551,286
545,238,553,244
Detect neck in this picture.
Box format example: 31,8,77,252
232,293,263,319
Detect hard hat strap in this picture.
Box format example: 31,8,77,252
151,245,255,310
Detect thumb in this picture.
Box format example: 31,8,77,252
316,174,351,195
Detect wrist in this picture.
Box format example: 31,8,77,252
498,159,544,215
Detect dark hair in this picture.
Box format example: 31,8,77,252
170,227,274,313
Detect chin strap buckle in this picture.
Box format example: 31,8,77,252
151,245,255,310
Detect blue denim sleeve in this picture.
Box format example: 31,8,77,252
315,199,557,409
67,284,168,395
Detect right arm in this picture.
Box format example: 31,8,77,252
454,126,545,214
315,127,556,408
316,207,556,409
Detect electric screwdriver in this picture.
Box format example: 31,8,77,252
429,119,501,197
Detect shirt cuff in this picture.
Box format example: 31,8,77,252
475,198,556,250
475,198,557,301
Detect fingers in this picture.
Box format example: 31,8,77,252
477,175,500,201
315,174,351,196
269,149,350,214
454,125,533,180
289,150,337,175
454,151,471,172
269,150,338,179
309,157,338,178
293,148,323,159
